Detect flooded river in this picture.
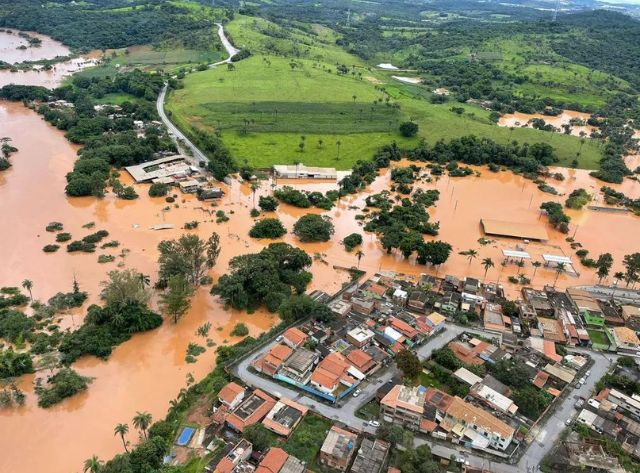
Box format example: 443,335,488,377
1,31,640,473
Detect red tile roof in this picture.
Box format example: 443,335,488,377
226,390,276,433
256,447,288,473
347,349,375,372
543,340,562,363
283,327,307,347
390,317,419,339
532,371,549,389
311,352,351,390
218,382,244,406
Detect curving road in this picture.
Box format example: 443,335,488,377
156,23,238,164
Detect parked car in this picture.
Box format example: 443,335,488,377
368,420,380,427
585,370,591,377
275,335,283,343
574,398,585,409
352,389,361,398
565,418,572,426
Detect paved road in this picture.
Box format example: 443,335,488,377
233,325,470,435
233,321,616,470
156,23,238,164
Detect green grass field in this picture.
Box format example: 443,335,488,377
165,15,603,170
587,329,610,349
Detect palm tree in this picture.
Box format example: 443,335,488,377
250,182,259,209
21,279,33,301
138,273,150,287
516,260,525,275
531,261,542,281
459,249,478,265
83,455,102,473
132,411,152,439
355,250,364,269
481,258,494,281
613,271,624,287
553,263,566,288
114,423,129,452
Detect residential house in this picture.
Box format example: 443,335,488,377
350,438,391,473
380,385,426,430
347,349,376,374
262,398,308,437
319,426,358,471
255,447,305,473
347,326,375,348
279,348,318,384
351,297,375,316
282,328,307,349
543,363,576,385
611,327,640,357
389,317,420,343
425,311,446,333
218,382,246,410
328,299,351,317
212,439,253,473
444,397,516,451
226,390,277,433
483,303,507,333
522,288,554,317
407,290,429,313
469,382,518,415
310,352,359,395
253,344,293,376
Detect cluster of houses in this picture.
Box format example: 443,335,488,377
251,274,448,403
573,362,640,463
343,270,640,357
204,380,394,473
376,328,589,457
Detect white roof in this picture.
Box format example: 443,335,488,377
347,366,366,381
454,367,483,386
543,254,572,264
578,408,598,425
383,326,403,341
474,385,517,413
347,327,374,343
502,249,531,259
393,288,408,298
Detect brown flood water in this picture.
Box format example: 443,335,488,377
498,110,596,138
0,31,639,472
0,30,100,88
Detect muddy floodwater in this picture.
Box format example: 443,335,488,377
1,31,639,473
498,110,596,138
0,30,99,88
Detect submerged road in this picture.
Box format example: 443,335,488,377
233,321,616,471
156,23,238,163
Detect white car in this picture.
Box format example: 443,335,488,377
565,418,572,426
368,420,380,427
275,335,283,343
585,370,591,377
352,389,361,398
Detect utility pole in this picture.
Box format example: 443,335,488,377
346,8,351,26
552,0,560,22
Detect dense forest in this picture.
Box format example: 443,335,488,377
0,0,233,51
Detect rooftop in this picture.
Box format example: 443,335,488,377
283,328,307,346
381,385,425,414
446,396,515,439
347,326,375,343
256,447,289,473
218,382,245,406
481,218,548,241
125,155,192,183
226,390,276,432
320,426,358,461
262,398,308,436
350,438,391,473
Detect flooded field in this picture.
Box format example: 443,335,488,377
498,110,596,138
0,29,99,88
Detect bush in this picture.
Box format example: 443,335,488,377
148,182,170,197
45,222,63,232
250,208,260,218
249,218,287,239
342,233,363,251
165,196,175,203
98,254,115,263
55,232,72,242
399,121,419,137
43,244,60,253
36,368,92,408
293,214,334,242
230,323,249,337
258,195,279,212
274,186,311,208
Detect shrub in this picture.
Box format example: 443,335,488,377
165,196,175,203
250,208,260,218
55,232,72,242
230,323,249,337
342,233,363,251
258,196,279,212
43,244,60,253
148,183,170,197
45,222,63,232
36,368,92,408
249,218,287,239
399,121,419,137
98,254,115,263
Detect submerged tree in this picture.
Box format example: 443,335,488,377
158,274,194,324
114,423,129,452
100,269,151,312
132,411,152,439
158,232,221,286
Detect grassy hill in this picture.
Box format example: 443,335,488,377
166,15,601,170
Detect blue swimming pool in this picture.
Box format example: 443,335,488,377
176,427,195,446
